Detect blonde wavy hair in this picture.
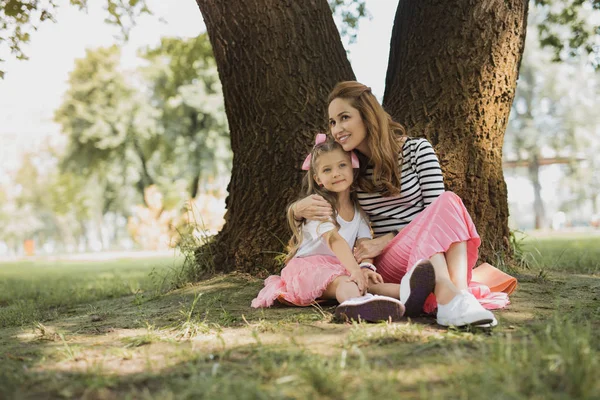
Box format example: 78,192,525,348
285,138,364,264
328,81,406,197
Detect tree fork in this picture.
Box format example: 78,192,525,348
383,0,529,262
195,0,354,274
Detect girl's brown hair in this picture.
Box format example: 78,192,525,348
285,138,365,263
328,81,406,196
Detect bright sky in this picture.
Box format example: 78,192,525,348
0,0,398,178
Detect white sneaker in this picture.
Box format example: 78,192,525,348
335,294,405,322
338,293,374,305
436,290,494,327
475,317,498,328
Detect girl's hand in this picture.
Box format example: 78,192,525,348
348,270,367,295
354,237,389,263
362,269,384,286
293,194,332,221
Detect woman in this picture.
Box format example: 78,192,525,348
291,81,509,327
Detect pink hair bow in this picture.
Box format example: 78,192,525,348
301,133,360,170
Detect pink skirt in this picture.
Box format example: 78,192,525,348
251,255,349,308
375,191,509,313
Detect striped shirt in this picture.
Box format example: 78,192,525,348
357,137,445,237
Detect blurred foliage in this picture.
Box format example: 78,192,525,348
328,0,370,45
127,185,180,251
54,45,162,204
0,0,151,78
0,148,101,252
0,0,369,79
0,33,233,253
505,8,600,222
39,34,229,252
534,0,600,67
140,33,230,198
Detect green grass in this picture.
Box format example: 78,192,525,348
0,236,598,399
520,233,600,274
440,311,599,400
0,256,183,328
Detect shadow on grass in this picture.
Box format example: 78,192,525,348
2,312,598,399
1,269,599,399
0,324,492,399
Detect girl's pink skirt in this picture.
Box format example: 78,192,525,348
375,191,510,313
251,255,349,308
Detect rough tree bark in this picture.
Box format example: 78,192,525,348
383,0,529,261
195,0,355,274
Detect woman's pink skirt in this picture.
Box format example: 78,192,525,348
375,191,509,313
251,255,349,308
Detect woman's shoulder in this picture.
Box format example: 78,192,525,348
402,137,434,155
403,136,432,147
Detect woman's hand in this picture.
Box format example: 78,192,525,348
348,270,367,295
361,269,384,286
293,194,333,221
353,236,392,263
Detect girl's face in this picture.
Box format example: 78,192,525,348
313,148,354,193
328,98,369,155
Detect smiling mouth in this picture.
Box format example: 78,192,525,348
337,134,350,143
333,180,346,185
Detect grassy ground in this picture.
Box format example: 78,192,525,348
0,234,598,399
519,232,600,274
0,256,184,329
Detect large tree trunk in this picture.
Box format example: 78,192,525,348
195,0,354,273
383,0,528,262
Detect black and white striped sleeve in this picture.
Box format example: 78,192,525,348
414,139,445,206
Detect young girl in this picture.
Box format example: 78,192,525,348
251,134,408,322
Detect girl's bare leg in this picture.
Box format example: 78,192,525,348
367,283,400,298
321,276,361,303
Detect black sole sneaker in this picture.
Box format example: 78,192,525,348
334,295,406,323
400,259,436,318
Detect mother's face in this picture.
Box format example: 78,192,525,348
328,98,368,154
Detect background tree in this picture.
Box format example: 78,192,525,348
553,62,600,219
6,150,83,252
561,136,600,218
55,45,160,206
534,0,600,66
1,154,46,253
504,8,600,228
140,34,230,199
328,0,369,45
52,36,231,250
506,25,570,229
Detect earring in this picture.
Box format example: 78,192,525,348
319,183,324,187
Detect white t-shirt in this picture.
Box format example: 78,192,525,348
294,207,372,259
